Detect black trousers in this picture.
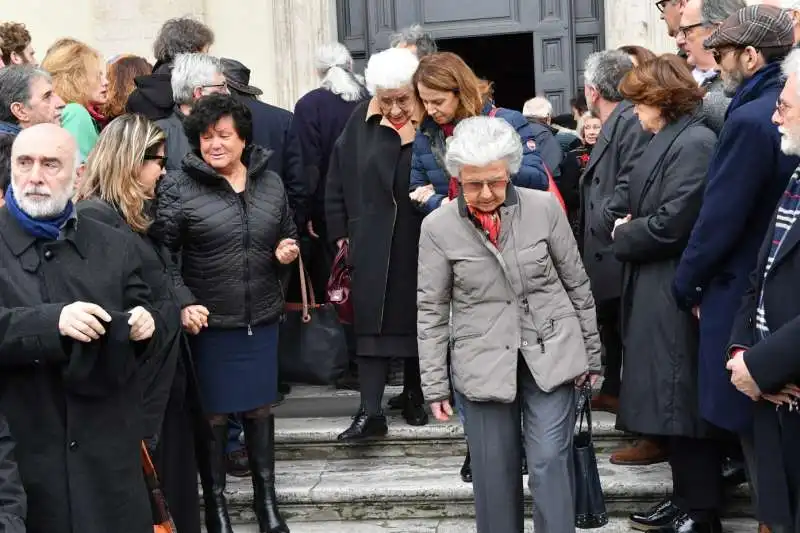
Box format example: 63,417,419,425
669,436,724,521
358,357,421,416
596,298,623,397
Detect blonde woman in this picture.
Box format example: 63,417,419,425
41,40,109,160
75,114,202,533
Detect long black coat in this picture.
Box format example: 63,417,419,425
606,113,717,437
325,99,422,343
0,414,25,533
728,165,800,530
580,101,652,302
0,209,155,533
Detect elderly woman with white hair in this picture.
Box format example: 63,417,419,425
326,47,428,439
417,116,602,533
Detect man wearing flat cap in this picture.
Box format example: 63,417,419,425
655,4,800,533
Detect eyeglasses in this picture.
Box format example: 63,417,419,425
776,97,794,117
144,154,168,169
378,94,415,110
711,47,738,63
677,22,707,39
655,0,670,13
461,178,509,195
202,82,229,93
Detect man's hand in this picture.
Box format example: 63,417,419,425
611,214,632,240
307,221,319,239
430,400,453,422
409,184,435,204
275,238,300,265
127,306,155,341
181,305,209,335
575,372,601,388
59,302,112,343
763,384,800,408
727,356,761,401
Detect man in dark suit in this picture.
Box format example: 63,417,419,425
580,50,659,464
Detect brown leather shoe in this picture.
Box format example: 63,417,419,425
610,439,669,466
591,393,619,413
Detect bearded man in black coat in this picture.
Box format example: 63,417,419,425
0,124,158,533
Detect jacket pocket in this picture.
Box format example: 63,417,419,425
519,242,553,286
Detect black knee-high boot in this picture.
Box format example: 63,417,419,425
197,424,234,533
242,415,289,533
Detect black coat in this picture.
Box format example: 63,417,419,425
151,144,298,329
526,119,564,177
0,209,154,533
606,113,717,437
126,64,174,121
325,99,422,341
0,414,25,533
580,101,652,302
728,167,800,530
241,96,309,227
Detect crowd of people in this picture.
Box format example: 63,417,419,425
0,1,800,532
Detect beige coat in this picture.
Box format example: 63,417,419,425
417,186,602,403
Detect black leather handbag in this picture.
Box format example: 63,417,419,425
574,382,609,529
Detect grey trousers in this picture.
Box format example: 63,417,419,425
460,362,576,533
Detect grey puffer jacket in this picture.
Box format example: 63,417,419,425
151,144,297,329
417,186,602,403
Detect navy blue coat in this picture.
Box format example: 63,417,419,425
672,62,800,432
409,102,549,214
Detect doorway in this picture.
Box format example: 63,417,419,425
436,32,535,112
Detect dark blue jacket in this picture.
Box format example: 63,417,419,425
409,102,549,214
672,62,800,431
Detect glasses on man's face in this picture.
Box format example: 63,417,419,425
461,178,509,195
203,82,229,94
776,97,794,118
144,154,168,170
677,22,706,39
655,0,669,13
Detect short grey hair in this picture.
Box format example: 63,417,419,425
583,50,633,103
171,53,223,105
702,0,747,24
389,24,437,58
153,17,215,64
364,48,419,95
445,117,523,178
522,97,553,119
0,65,52,124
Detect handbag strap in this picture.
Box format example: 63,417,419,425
297,255,316,323
576,382,593,437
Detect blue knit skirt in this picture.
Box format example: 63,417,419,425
190,324,279,414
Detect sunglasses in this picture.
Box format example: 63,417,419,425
144,154,168,169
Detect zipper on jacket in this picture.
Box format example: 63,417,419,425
537,336,545,353
238,193,253,335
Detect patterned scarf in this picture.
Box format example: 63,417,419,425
468,206,501,247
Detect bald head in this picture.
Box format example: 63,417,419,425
11,124,77,219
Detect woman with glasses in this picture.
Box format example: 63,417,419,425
326,47,428,439
75,114,203,533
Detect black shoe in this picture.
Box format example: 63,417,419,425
672,512,722,533
629,499,681,531
337,412,388,441
401,391,429,426
226,448,251,477
278,382,291,395
521,452,528,476
242,416,290,533
460,450,472,483
387,390,408,410
198,425,235,533
721,457,747,488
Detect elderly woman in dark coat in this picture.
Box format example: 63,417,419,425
602,55,719,532
325,47,428,439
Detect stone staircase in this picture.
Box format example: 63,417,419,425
224,385,756,532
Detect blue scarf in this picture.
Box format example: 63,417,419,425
4,186,75,241
727,62,782,117
0,121,22,136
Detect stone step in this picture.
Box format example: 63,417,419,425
274,411,628,460
232,516,758,533
225,453,750,523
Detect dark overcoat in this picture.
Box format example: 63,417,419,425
0,414,25,533
0,208,155,533
728,167,800,530
325,98,422,344
672,62,800,432
607,113,717,437
580,101,652,303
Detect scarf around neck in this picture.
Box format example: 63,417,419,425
727,62,781,116
5,185,75,240
468,205,501,247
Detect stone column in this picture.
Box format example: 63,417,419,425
604,0,675,54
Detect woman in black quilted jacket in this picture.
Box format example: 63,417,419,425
150,93,298,533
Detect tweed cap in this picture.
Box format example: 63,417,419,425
704,5,794,50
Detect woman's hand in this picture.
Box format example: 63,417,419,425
430,400,454,422
337,238,349,249
181,305,209,335
410,184,435,204
276,238,300,264
127,306,155,341
611,214,632,240
575,372,601,388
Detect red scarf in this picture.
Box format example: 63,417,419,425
388,118,409,130
87,104,109,129
441,123,460,199
468,206,501,247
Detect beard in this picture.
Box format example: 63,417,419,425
779,126,800,157
722,67,746,97
11,179,75,219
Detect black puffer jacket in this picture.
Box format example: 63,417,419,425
150,144,297,329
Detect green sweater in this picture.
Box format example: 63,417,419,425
61,103,99,161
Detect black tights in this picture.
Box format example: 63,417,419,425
358,357,421,416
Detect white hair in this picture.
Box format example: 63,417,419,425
445,116,523,178
782,48,800,93
781,0,800,10
522,97,553,119
315,43,367,102
364,48,420,95
171,53,223,105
